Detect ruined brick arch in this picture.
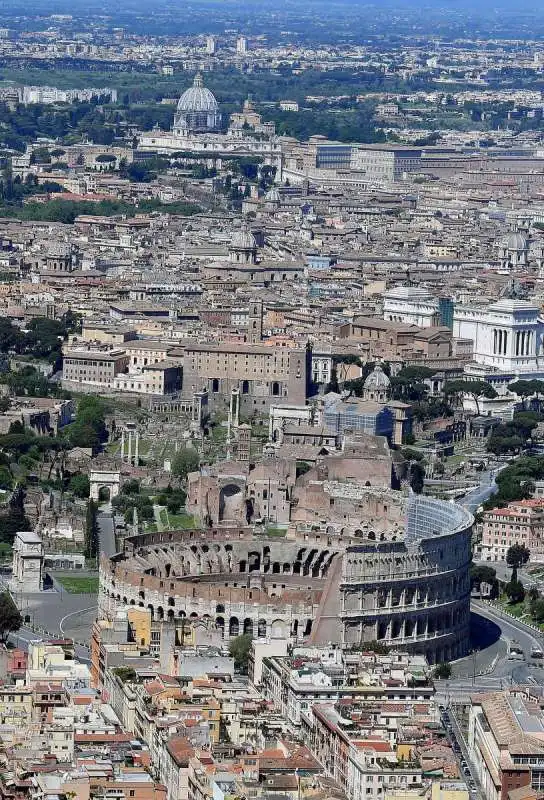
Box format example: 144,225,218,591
243,617,253,635
247,551,261,571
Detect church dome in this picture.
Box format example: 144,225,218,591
231,226,257,251
505,232,528,251
47,241,71,258
364,365,391,396
177,72,219,114
265,187,281,205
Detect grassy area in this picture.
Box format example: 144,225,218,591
0,542,12,558
57,575,99,594
502,599,525,618
495,595,544,630
265,526,288,537
166,511,199,530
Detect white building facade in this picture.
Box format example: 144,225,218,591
453,299,544,374
382,286,440,328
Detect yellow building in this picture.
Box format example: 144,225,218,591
0,686,33,725
431,782,470,800
386,783,469,800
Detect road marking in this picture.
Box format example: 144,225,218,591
59,605,97,635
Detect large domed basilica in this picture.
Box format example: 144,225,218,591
173,72,222,134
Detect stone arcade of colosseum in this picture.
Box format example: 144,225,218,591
99,489,472,664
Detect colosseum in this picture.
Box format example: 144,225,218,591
99,488,472,663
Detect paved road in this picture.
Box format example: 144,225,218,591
98,511,117,557
444,601,544,700
452,610,504,679
460,470,498,513
9,625,91,664
13,589,97,647
442,706,483,800
472,600,544,663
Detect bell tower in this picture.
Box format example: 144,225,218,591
248,299,263,343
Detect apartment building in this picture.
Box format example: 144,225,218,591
350,144,424,181
341,317,453,361
260,649,433,729
182,342,310,412
480,499,544,562
0,686,33,726
114,362,182,395
468,691,544,800
62,346,129,389
123,339,173,368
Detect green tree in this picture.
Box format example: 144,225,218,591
85,499,99,560
113,666,137,683
506,543,530,581
443,379,497,415
66,396,108,451
122,479,140,495
171,447,199,482
0,466,12,490
505,579,525,604
531,598,544,623
0,488,31,544
409,461,425,494
433,662,452,679
509,380,538,409
390,365,434,403
0,318,24,352
69,473,90,499
0,591,22,640
229,633,253,673
470,564,497,590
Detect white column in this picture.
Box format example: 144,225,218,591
121,430,125,462
127,431,132,465
135,432,139,465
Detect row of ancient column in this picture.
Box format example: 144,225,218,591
120,428,139,466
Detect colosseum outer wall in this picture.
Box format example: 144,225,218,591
341,495,473,663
